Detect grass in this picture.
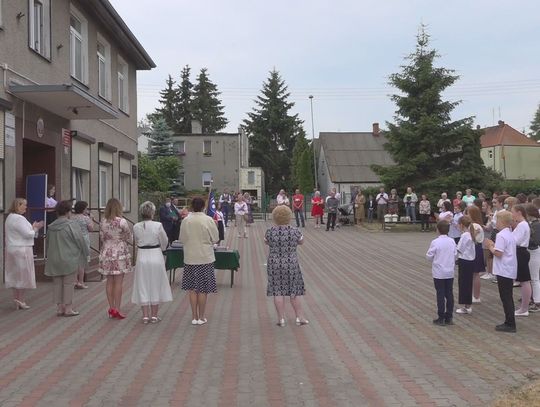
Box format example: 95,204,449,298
492,378,540,407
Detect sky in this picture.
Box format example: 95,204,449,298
110,0,540,136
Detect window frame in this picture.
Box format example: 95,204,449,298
96,34,112,101
28,0,51,59
174,140,186,155
71,167,90,203
203,140,212,156
119,173,131,212
247,170,255,185
98,163,112,209
202,171,212,188
117,56,129,113
69,5,88,84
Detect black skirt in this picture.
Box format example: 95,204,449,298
516,246,531,282
217,220,224,241
472,243,485,273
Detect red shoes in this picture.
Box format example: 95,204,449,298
108,308,126,319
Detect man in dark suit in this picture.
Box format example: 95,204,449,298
159,198,178,244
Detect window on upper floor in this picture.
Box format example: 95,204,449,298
70,6,88,84
97,35,111,100
29,0,51,58
117,56,129,113
173,140,186,155
203,140,212,156
248,171,255,185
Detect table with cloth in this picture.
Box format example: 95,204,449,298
165,247,241,287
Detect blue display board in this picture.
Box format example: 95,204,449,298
26,173,47,226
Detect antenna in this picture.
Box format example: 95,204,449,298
498,106,501,120
492,107,495,126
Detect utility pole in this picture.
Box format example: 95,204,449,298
309,95,318,189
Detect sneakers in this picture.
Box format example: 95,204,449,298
515,309,529,317
491,278,498,284
432,317,445,326
513,282,521,287
529,304,540,313
480,273,493,280
495,323,516,333
472,297,481,304
444,318,454,325
456,307,472,314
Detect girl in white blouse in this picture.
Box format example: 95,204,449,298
512,205,531,316
234,194,248,238
456,216,476,315
5,198,44,309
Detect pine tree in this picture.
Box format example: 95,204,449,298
243,69,304,193
372,26,500,195
148,118,174,158
192,68,228,133
177,65,193,133
529,103,540,141
150,75,181,133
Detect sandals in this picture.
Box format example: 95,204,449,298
64,310,80,317
295,318,309,326
150,317,162,324
142,317,150,324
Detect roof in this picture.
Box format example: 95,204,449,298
82,0,156,70
481,122,539,148
319,132,394,183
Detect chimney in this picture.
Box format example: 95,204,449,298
191,120,202,134
476,125,481,130
372,122,380,136
498,120,505,127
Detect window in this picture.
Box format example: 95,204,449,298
179,172,185,186
99,164,112,208
97,38,111,100
28,0,50,58
72,168,90,202
173,140,185,155
119,173,131,212
202,171,212,187
69,7,88,83
203,140,212,156
0,0,3,28
117,57,129,113
248,171,255,185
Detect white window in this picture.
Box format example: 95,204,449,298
203,140,212,155
29,0,50,58
70,6,88,83
72,168,90,202
248,171,255,185
99,164,112,208
202,171,212,187
119,173,131,212
117,57,129,113
97,37,112,100
174,140,185,155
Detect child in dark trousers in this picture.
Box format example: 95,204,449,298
485,210,518,333
426,221,457,325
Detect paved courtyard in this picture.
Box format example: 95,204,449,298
1,221,540,407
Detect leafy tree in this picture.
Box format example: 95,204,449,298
147,117,173,159
138,153,183,195
244,69,305,193
372,27,501,196
149,75,180,132
192,68,228,133
529,103,540,141
177,65,193,133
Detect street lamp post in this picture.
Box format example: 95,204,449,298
309,95,318,189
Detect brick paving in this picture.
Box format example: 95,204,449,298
1,221,540,406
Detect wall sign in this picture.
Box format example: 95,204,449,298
62,128,71,147
37,118,44,138
5,112,15,147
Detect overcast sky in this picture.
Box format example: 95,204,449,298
110,0,540,136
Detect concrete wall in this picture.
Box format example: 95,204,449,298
172,134,241,192
239,167,263,205
481,146,540,180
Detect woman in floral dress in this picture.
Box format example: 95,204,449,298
99,198,132,319
265,205,309,327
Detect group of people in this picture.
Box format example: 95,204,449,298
426,191,540,333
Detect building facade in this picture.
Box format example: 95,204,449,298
480,121,540,180
0,0,154,273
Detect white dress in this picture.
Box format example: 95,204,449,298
131,221,172,306
5,213,37,289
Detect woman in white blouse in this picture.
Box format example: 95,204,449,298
234,194,248,238
5,198,44,309
131,201,172,324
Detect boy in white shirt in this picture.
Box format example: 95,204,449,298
485,210,517,333
426,221,457,326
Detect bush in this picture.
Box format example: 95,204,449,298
499,179,540,196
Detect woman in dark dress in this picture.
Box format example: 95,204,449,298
265,205,308,327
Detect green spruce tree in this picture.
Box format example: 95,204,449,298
244,69,304,193
150,75,181,133
372,27,500,195
297,149,315,194
192,68,228,133
177,65,193,133
148,117,174,158
529,103,540,141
